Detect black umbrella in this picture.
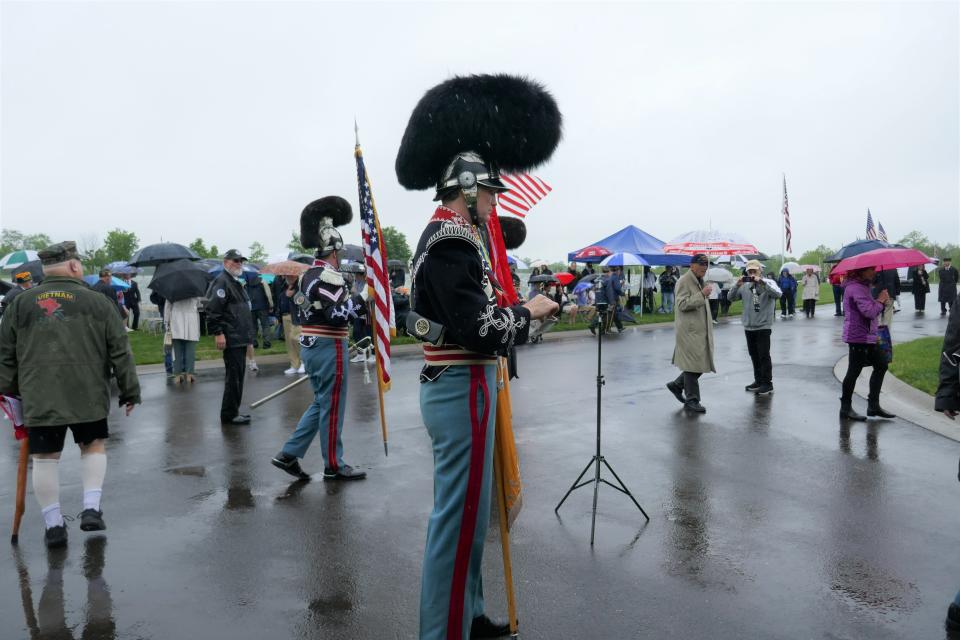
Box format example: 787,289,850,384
529,274,559,283
149,259,212,302
387,259,406,270
14,260,44,284
0,280,13,295
288,253,315,265
341,244,364,263
824,239,889,263
129,243,200,267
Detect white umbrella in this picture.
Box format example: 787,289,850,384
705,267,735,284
663,230,759,256
529,259,550,268
780,261,803,275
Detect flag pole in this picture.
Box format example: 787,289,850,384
355,121,389,457
494,362,519,637
780,174,786,271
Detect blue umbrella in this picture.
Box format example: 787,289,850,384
573,280,595,294
83,275,131,290
825,239,889,263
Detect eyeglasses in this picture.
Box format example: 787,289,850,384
228,259,243,264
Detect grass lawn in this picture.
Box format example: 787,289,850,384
889,336,943,396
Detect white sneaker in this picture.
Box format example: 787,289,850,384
297,364,305,374
350,353,365,363
284,367,297,375
248,360,259,372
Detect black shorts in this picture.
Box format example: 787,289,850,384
27,419,109,454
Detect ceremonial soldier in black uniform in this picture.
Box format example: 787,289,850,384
396,74,562,640
271,196,368,481
206,249,256,425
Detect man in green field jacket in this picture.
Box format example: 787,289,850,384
0,241,141,548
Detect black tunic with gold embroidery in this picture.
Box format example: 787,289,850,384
411,207,530,378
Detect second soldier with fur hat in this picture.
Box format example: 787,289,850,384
271,196,369,481
397,73,561,640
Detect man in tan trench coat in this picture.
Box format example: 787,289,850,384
666,253,715,413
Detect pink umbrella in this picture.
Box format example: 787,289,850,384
831,248,931,277
663,230,758,256
571,245,612,261
800,264,821,272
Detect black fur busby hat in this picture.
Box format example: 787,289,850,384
396,74,562,194
499,216,527,250
300,196,352,252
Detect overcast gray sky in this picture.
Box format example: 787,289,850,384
2,1,958,262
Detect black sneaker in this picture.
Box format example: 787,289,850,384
684,400,706,414
666,381,685,404
323,464,367,481
45,524,68,549
755,383,774,395
79,509,106,531
745,381,761,392
588,325,596,336
271,453,311,481
470,614,511,638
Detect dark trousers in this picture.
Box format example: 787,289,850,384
914,292,926,311
780,294,795,315
251,310,272,347
127,304,140,330
642,289,655,314
802,299,816,317
709,299,719,321
841,343,887,405
672,372,702,402
221,346,247,421
942,298,954,315
745,329,772,385
832,285,844,315
590,306,623,332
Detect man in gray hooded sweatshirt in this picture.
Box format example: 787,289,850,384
728,260,782,395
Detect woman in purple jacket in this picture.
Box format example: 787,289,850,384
839,267,895,420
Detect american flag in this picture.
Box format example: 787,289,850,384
355,147,394,389
878,222,888,243
782,175,792,254
497,173,552,218
865,209,878,240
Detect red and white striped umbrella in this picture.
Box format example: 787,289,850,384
663,230,759,256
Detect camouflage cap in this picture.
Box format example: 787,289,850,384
13,271,32,283
38,240,80,265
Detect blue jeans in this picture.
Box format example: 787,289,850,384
281,337,348,469
662,291,675,313
419,364,497,640
163,344,173,374
172,339,197,374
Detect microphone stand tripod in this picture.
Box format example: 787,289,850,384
555,299,649,545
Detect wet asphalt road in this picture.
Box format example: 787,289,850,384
1,298,957,640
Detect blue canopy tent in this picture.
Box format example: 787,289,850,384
568,225,690,266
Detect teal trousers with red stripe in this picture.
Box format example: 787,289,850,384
419,364,498,640
281,337,347,470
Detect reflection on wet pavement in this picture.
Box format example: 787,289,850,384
0,297,957,639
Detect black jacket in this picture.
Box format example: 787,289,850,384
939,266,959,302
412,208,531,357
126,280,141,307
297,261,366,329
936,303,960,413
91,280,123,316
247,278,271,313
205,271,254,348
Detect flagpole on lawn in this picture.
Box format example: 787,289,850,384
780,174,786,272
355,121,389,457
